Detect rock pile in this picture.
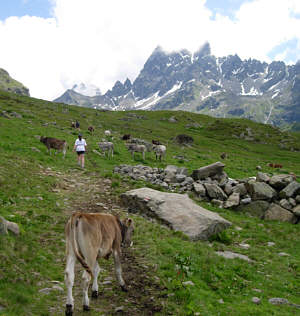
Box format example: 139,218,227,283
114,162,300,224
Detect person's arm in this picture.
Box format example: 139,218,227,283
73,140,77,151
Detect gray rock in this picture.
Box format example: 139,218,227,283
295,195,300,203
193,183,206,196
177,167,189,176
246,181,277,201
268,298,289,305
121,188,231,240
241,197,251,205
292,205,300,216
288,198,296,207
204,183,228,201
211,199,224,208
0,217,8,235
265,203,298,223
192,162,225,180
279,181,300,198
165,165,178,174
235,200,270,219
215,251,252,262
232,183,247,196
279,199,292,210
0,216,19,235
256,172,270,182
224,183,233,195
224,192,240,208
269,174,294,190
252,297,261,305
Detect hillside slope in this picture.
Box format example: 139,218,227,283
0,68,29,96
0,90,300,315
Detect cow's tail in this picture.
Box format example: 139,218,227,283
70,213,93,278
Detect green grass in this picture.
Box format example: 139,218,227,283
0,89,300,315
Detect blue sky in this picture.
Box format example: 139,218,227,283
0,0,300,100
0,0,52,20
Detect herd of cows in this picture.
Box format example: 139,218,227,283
39,128,167,162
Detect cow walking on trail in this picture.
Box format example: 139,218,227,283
40,136,67,158
64,212,134,316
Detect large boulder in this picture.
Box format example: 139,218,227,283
264,203,298,223
192,162,225,181
245,181,277,201
120,188,231,241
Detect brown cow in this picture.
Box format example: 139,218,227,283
40,136,67,158
122,134,131,141
88,126,95,134
64,212,134,315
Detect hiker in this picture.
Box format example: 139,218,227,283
75,120,80,129
73,133,87,168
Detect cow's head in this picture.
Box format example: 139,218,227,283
122,218,134,247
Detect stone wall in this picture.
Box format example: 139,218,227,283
114,162,300,224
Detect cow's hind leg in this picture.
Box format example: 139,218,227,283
91,262,100,298
113,249,127,291
82,270,92,311
65,254,75,316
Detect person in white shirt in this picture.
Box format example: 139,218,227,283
73,133,87,168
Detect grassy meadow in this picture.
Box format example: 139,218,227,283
0,90,300,315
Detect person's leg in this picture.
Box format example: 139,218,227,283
81,154,85,168
77,153,80,166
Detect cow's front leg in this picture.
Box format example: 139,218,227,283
82,270,91,311
113,249,127,291
65,255,75,316
91,262,100,298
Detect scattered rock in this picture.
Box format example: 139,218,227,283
252,297,261,304
278,252,290,257
268,297,289,305
192,162,225,180
215,251,252,262
182,281,195,286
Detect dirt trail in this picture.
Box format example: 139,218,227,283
44,167,167,316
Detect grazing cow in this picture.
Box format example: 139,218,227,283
122,134,131,141
268,163,283,168
220,152,227,159
152,144,166,161
126,143,146,160
40,136,67,158
152,140,161,145
88,126,95,134
98,142,114,158
104,130,111,137
64,212,134,315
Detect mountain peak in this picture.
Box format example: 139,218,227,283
71,82,101,97
194,42,211,58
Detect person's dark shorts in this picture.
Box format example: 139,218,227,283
77,151,85,155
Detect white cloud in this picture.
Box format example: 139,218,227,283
0,0,300,100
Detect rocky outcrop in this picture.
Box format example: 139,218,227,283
114,163,300,224
120,188,231,240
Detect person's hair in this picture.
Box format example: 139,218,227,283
78,134,82,140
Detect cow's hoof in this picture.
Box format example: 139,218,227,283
121,285,128,292
65,304,73,316
83,305,90,311
91,290,98,298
